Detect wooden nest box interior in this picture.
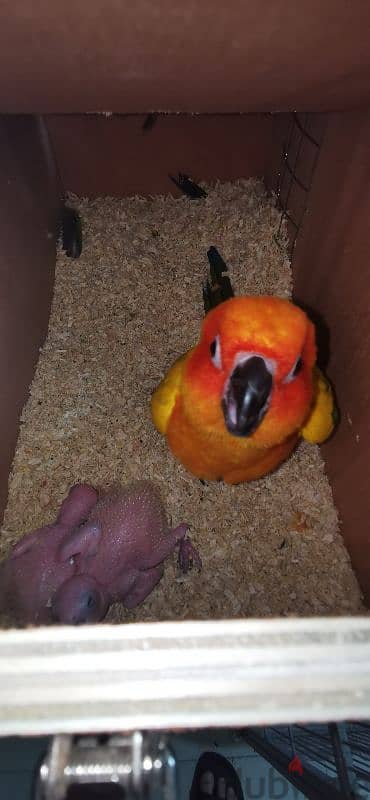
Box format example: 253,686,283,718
1,1,370,634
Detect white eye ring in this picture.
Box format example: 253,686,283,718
210,335,222,370
283,356,303,384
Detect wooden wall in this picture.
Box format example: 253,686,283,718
291,112,370,604
45,113,280,198
0,2,370,113
0,116,60,521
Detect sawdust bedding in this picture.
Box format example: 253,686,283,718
0,179,365,625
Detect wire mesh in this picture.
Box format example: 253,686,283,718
275,112,324,258
244,721,370,799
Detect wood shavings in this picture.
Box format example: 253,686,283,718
289,511,310,533
0,179,365,626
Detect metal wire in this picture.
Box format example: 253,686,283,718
245,722,370,799
275,112,324,258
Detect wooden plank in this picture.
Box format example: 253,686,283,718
1,617,370,736
1,2,370,112
292,110,370,604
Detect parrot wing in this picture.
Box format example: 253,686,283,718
301,366,338,444
150,350,192,435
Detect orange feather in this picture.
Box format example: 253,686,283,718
151,296,317,484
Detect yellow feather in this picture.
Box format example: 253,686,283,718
301,366,337,444
150,351,191,435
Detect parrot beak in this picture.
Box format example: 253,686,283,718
222,355,273,437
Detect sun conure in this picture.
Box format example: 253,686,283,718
151,296,337,484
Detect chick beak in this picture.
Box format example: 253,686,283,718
222,356,273,437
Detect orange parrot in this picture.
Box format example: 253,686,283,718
150,296,337,484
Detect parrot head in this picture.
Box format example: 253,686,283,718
183,296,317,446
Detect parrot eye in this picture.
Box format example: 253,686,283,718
284,356,303,383
210,336,222,370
